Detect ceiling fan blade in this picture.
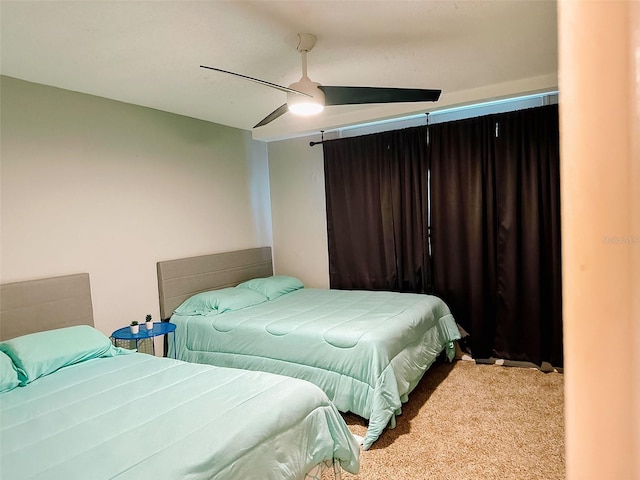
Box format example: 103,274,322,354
319,86,441,105
254,104,289,128
200,65,310,96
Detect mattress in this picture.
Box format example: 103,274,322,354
171,287,460,449
0,330,359,480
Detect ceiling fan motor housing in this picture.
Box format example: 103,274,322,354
287,77,325,115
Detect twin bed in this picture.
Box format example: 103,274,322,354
0,273,359,480
158,247,460,450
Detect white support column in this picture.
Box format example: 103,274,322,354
559,1,640,479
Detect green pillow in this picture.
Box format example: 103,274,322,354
0,325,128,386
236,275,304,300
216,288,268,313
0,351,20,393
174,287,267,316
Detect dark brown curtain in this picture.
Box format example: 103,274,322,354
428,115,498,360
492,105,563,366
324,127,430,292
430,104,562,366
324,104,562,367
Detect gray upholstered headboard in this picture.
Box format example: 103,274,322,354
0,273,94,341
157,247,273,321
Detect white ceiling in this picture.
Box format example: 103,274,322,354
0,0,558,142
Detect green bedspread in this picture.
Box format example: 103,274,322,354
0,351,359,479
171,288,460,450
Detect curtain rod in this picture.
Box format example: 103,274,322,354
308,113,430,147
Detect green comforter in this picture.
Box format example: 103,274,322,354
0,352,359,479
171,288,460,450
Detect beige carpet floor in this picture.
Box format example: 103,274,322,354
329,359,564,480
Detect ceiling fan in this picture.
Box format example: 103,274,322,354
200,34,442,129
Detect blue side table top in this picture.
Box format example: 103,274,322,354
111,322,176,340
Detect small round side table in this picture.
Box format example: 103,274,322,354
110,322,177,358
